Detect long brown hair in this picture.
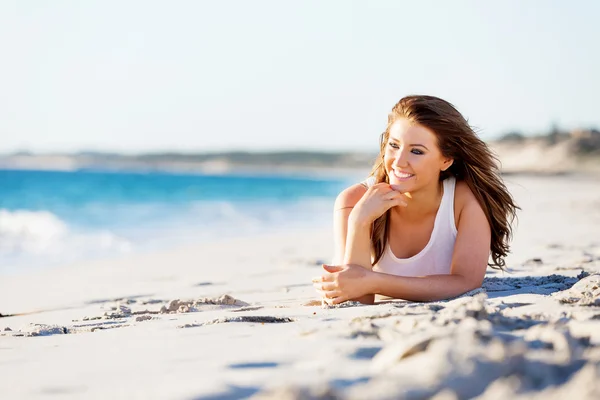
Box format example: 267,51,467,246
369,95,519,270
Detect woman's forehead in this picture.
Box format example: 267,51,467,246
389,119,437,142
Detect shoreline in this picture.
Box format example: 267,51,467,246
2,140,600,178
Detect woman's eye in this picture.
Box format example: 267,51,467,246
411,149,423,155
387,142,399,149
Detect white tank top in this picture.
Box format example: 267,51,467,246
362,176,457,277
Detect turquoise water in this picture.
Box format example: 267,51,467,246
0,169,354,270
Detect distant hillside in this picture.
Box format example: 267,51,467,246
0,150,377,176
1,128,598,176
490,128,600,174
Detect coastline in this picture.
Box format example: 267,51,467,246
2,135,600,178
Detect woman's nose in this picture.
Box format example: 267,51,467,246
393,150,408,167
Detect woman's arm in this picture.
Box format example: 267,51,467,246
332,184,375,304
331,183,407,304
343,215,376,304
369,273,480,302
366,192,491,302
332,184,367,265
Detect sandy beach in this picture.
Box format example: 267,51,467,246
1,173,600,399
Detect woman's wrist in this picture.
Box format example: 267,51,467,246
348,211,372,229
365,269,380,295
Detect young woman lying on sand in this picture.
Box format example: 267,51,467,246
313,95,519,305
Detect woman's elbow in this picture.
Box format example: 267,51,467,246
462,275,484,293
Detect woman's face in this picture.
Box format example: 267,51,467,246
384,118,452,193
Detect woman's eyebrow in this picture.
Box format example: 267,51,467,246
388,138,429,151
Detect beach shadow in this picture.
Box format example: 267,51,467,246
193,281,215,287
497,302,533,310
0,305,81,319
193,385,260,400
421,358,589,399
178,316,295,328
229,306,264,312
228,362,279,369
349,346,382,360
372,274,584,306
329,377,370,389
85,293,155,305
482,274,581,298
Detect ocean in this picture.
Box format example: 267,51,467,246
0,169,356,272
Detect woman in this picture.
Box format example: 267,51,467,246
313,95,518,305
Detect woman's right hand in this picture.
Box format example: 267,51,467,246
349,183,408,227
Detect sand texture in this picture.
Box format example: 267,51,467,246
1,174,600,399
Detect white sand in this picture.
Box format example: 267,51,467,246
1,174,600,399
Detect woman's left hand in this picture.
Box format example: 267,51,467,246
312,264,374,305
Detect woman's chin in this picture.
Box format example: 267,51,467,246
389,179,412,191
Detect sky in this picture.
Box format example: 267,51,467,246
0,0,598,154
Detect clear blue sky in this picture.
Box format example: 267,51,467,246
0,1,598,154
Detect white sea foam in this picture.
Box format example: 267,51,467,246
0,209,132,269
0,197,334,270
0,209,68,254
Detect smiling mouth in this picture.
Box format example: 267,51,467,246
392,170,415,180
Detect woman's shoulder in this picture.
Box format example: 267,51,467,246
334,182,369,209
453,179,485,224
454,179,479,204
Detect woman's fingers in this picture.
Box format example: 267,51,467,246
332,295,348,305
311,274,335,283
354,182,410,223
382,190,400,200
313,282,336,291
389,197,408,207
313,283,341,299
383,192,408,207
321,290,342,299
324,294,347,305
381,189,408,207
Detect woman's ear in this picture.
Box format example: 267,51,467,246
442,158,454,172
